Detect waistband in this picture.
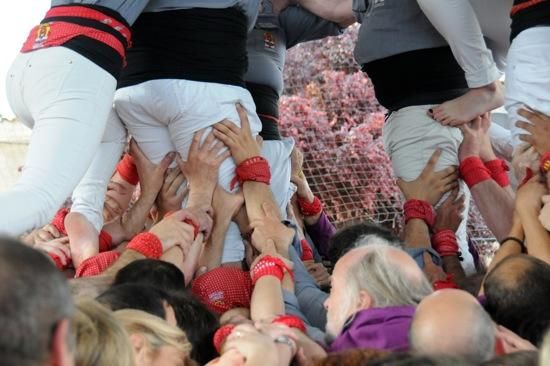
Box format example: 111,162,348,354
512,0,546,15
21,5,131,60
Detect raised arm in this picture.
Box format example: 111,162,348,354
458,114,514,241
295,0,355,27
213,104,281,224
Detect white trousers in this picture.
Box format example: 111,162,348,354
506,27,550,147
383,105,475,274
417,0,512,87
0,47,117,236
114,79,292,263
71,109,127,232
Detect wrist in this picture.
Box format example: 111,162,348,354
296,187,314,202
459,156,492,188
187,191,213,208
126,232,163,259
231,156,271,190
297,195,323,217
459,151,480,164
403,199,436,228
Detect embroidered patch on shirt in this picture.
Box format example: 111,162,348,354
264,31,276,49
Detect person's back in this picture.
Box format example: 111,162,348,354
352,0,476,273
0,237,74,366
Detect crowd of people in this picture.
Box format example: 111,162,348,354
1,0,550,365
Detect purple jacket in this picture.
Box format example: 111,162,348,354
305,211,336,258
329,306,415,353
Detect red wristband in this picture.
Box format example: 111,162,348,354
432,229,460,257
230,156,271,190
74,250,120,278
403,199,436,228
49,253,66,270
250,255,294,286
484,159,510,188
51,208,70,235
300,239,314,261
459,156,491,188
116,154,139,186
433,274,459,291
164,211,201,239
98,230,113,252
126,232,163,259
540,151,550,174
519,168,535,189
272,315,307,333
297,195,323,217
213,325,235,354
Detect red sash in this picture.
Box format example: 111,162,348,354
21,5,131,59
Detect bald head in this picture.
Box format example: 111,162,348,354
484,254,550,346
341,244,433,308
410,289,495,363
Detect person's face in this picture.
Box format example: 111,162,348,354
324,261,356,341
150,345,186,366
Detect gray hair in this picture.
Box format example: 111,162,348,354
0,237,74,366
352,233,402,249
345,244,433,307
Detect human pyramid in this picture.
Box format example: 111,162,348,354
1,1,550,365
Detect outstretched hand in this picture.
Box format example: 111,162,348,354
397,149,458,205
434,189,465,233
130,139,175,199
213,104,261,165
516,108,550,155
250,202,294,257
178,129,230,198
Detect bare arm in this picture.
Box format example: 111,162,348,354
459,114,514,241
296,0,355,26
468,180,514,241
213,104,281,224
249,242,289,322
397,149,458,248
105,141,176,242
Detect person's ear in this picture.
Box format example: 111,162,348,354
130,333,148,364
51,318,74,366
357,289,373,310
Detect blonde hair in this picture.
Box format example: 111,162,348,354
114,309,192,357
72,300,134,366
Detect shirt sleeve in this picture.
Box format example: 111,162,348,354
305,212,337,258
279,5,344,49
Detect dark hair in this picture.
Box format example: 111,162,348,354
113,259,185,293
170,291,219,364
96,283,168,319
327,222,401,263
481,351,538,366
484,254,550,346
0,237,73,366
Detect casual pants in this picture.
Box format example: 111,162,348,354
383,105,475,274
0,47,117,236
506,27,550,147
71,109,127,232
114,79,292,262
417,0,512,87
